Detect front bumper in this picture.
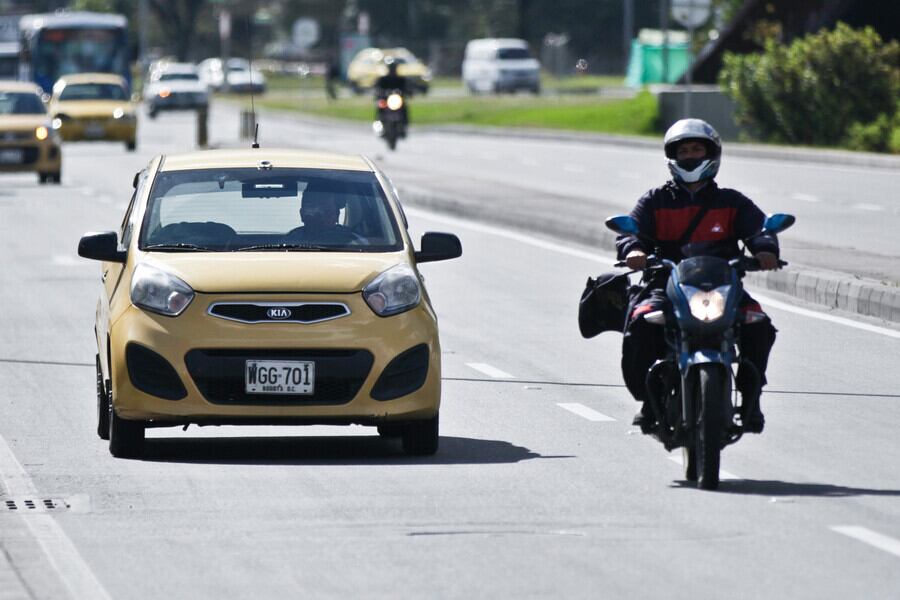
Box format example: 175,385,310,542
108,292,441,424
149,93,208,112
0,138,61,174
58,118,136,143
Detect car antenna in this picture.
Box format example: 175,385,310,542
247,15,260,149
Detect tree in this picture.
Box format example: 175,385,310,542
147,0,207,61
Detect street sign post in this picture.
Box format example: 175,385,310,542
671,0,711,118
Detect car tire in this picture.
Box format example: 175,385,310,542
377,424,403,438
401,414,439,456
38,173,48,184
50,171,61,184
148,108,157,120
96,354,110,440
126,140,136,152
109,401,145,459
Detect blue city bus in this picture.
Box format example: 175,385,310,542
18,12,130,94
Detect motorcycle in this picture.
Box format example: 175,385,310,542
605,213,795,489
373,89,407,151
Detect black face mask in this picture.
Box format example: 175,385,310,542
676,158,705,172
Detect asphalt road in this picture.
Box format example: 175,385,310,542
0,108,899,599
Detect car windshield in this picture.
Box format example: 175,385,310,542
58,83,127,101
0,92,46,115
497,48,530,59
159,72,198,81
140,168,403,252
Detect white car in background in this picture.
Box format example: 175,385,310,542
199,58,266,94
462,38,541,94
143,62,209,118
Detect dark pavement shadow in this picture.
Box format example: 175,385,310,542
140,434,570,465
672,479,900,497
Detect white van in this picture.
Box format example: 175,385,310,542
462,38,541,94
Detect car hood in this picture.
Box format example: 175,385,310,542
0,115,51,131
51,100,134,118
142,251,410,294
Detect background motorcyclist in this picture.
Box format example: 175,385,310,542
616,118,779,433
373,56,410,130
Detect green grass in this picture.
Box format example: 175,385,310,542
246,89,657,136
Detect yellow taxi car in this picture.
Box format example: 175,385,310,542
78,148,461,458
0,81,62,184
346,47,432,95
49,73,137,151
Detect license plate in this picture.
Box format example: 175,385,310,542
84,124,105,138
245,360,314,395
0,149,23,164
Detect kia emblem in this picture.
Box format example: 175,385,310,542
266,307,291,320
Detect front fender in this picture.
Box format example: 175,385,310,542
679,349,732,372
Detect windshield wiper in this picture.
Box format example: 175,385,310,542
143,243,216,252
234,242,336,252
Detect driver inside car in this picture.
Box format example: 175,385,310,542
287,186,367,246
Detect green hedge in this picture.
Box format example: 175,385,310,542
719,23,900,152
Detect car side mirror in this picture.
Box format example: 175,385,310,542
78,231,126,263
414,232,461,263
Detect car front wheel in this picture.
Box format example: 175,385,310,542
95,355,109,440
401,414,439,456
109,402,145,458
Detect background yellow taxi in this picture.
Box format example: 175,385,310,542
78,148,461,458
0,80,61,184
346,47,432,95
49,73,137,151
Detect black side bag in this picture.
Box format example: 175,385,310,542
578,273,630,338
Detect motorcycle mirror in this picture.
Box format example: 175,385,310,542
761,213,796,235
605,215,640,235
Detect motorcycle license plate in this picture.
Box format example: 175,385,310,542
0,149,23,164
245,360,314,395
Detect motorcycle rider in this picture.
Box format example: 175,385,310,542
616,118,779,433
373,56,410,132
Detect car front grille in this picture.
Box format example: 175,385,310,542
184,348,374,405
208,302,350,324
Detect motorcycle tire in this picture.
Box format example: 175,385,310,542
696,364,729,490
386,134,397,151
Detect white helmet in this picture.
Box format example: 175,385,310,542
663,119,722,184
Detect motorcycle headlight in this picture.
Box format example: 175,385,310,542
682,285,730,322
130,263,194,316
386,93,404,110
363,263,420,317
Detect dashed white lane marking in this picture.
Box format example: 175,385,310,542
831,526,900,559
557,403,616,422
405,207,900,340
0,434,112,600
667,455,739,480
852,203,885,211
466,362,515,379
791,193,821,203
563,164,585,173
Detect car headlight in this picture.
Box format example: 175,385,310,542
113,107,125,119
681,285,730,322
130,263,194,316
363,263,421,317
35,126,49,140
158,88,171,98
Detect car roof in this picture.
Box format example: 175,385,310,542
55,73,127,86
160,149,374,173
0,80,43,94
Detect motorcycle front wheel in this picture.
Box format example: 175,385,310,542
696,364,730,490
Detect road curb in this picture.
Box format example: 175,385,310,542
400,187,900,325
423,125,900,170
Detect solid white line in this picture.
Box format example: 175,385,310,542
0,435,112,600
667,455,739,480
557,403,616,422
405,207,900,340
831,526,900,559
752,293,900,340
466,362,515,379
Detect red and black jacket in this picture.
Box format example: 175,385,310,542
615,180,779,263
